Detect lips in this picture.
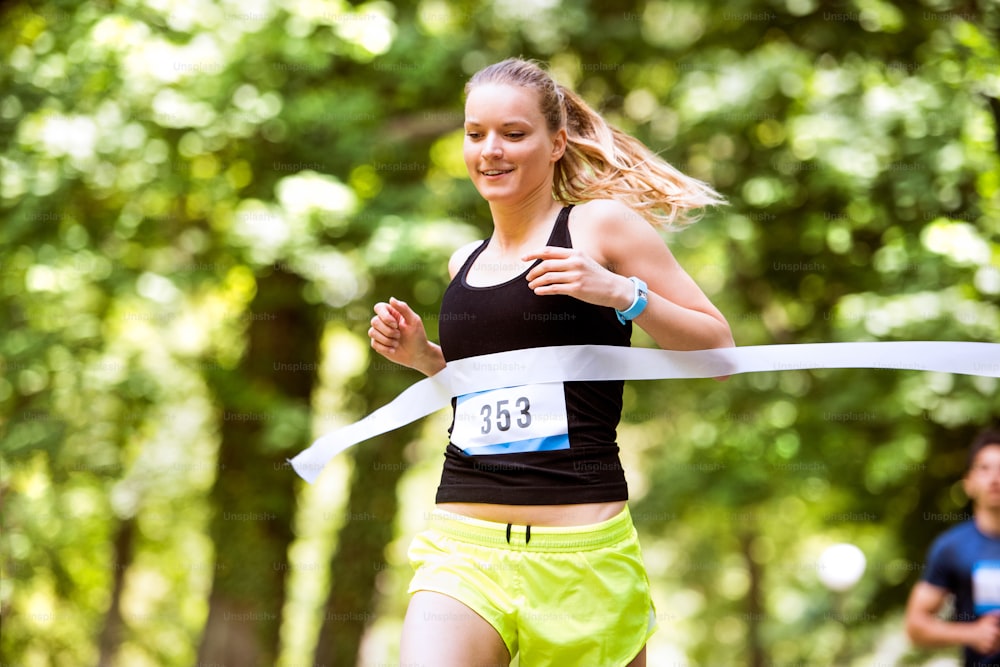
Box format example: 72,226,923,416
480,168,514,177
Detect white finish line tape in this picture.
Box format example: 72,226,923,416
290,342,1000,483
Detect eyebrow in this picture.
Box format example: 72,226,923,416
463,119,531,127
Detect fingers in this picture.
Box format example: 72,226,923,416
524,249,579,285
525,253,596,294
389,296,418,323
521,246,572,263
371,302,400,331
526,264,577,293
369,301,401,350
973,615,1000,655
369,297,427,357
990,615,1000,653
373,301,400,325
369,324,400,352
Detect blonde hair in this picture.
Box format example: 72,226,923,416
466,58,725,229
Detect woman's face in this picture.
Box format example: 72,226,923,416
463,83,566,206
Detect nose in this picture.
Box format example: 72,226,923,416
482,133,503,158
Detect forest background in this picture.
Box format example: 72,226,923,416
1,0,999,665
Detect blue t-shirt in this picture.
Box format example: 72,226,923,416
923,520,1000,666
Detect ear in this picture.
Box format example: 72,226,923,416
550,127,567,163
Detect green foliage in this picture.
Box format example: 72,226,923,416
1,0,998,665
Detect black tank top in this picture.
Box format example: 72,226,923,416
435,205,631,505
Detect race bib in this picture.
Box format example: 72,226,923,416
451,383,569,455
973,561,1000,615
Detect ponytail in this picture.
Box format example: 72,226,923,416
466,58,725,229
555,85,724,228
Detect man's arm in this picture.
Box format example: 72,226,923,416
906,581,1000,655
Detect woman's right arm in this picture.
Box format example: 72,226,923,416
369,297,446,376
367,242,480,377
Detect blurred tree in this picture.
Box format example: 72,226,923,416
197,269,319,664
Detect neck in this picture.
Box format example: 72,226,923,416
975,506,1000,536
487,185,563,253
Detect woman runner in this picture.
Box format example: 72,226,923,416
368,57,734,666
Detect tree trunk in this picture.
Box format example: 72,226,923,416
312,414,419,666
96,517,135,667
740,530,766,667
197,269,319,665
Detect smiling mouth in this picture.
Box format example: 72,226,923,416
480,168,514,176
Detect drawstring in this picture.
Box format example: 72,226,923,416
505,523,532,544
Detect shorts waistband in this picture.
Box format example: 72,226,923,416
424,505,636,552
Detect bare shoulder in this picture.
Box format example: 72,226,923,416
571,199,648,231
571,199,664,241
569,199,668,259
448,240,483,279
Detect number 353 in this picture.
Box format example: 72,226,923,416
451,383,569,451
480,397,531,434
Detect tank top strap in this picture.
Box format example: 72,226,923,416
455,239,489,282
548,204,575,248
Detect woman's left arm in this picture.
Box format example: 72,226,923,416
523,199,734,351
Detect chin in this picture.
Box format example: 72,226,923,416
475,186,519,203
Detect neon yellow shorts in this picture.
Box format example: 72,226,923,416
407,505,656,666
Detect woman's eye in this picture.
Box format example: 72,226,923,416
465,132,481,139
507,133,524,139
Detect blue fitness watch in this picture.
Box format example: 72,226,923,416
616,276,648,324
